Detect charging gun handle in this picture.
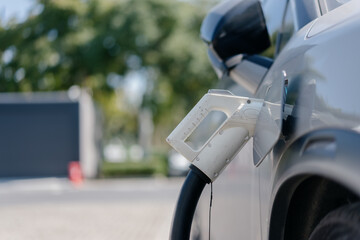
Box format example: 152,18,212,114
166,93,245,162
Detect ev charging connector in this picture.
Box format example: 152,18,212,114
167,90,263,182
169,90,263,240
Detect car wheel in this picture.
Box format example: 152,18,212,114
309,202,360,240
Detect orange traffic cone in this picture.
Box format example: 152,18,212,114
68,161,83,186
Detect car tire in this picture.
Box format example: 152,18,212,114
309,202,360,240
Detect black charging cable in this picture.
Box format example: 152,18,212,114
170,164,211,240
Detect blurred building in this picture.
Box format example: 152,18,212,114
0,88,102,179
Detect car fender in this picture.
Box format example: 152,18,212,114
268,128,360,240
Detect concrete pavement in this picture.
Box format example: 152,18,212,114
0,177,184,240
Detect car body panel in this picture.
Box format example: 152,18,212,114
197,140,261,239
254,0,360,165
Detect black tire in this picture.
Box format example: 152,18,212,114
309,203,360,240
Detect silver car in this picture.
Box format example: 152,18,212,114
169,0,360,239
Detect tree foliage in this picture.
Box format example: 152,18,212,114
0,0,217,145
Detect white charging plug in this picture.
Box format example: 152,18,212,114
167,90,263,182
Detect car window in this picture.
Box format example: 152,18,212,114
276,1,295,55
319,0,352,14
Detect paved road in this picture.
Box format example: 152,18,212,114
0,177,184,240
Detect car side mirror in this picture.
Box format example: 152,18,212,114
201,0,271,94
201,0,270,60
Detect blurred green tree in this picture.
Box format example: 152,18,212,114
0,0,217,147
